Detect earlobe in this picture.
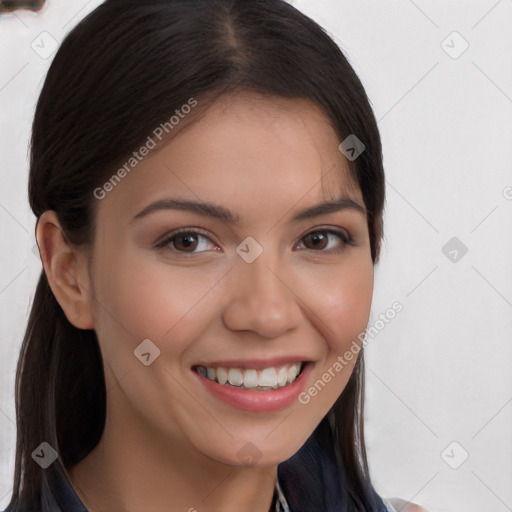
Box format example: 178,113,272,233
35,211,95,330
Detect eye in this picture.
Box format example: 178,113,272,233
155,228,218,256
155,227,354,257
295,228,354,254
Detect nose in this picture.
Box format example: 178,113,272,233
221,249,303,339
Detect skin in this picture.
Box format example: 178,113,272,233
388,499,429,512
36,91,426,512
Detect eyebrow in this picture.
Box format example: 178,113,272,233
130,196,366,225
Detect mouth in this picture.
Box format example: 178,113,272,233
192,362,306,391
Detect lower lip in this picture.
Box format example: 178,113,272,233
193,363,312,412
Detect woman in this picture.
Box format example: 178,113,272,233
3,0,428,511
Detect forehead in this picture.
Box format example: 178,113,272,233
96,91,361,222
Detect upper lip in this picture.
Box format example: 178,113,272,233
193,356,312,370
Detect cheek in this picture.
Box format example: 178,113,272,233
302,254,374,353
294,257,373,417
90,249,217,364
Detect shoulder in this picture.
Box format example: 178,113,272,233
387,497,430,512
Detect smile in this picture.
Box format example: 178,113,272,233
194,362,304,390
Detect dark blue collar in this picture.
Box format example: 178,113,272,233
278,415,344,512
44,463,88,512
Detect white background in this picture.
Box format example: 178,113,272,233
1,1,511,511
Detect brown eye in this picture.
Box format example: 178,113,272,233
173,233,199,252
297,229,353,254
155,228,217,256
303,231,329,250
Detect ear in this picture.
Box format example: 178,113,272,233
35,210,95,330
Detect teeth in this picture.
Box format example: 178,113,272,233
287,364,299,384
243,369,259,389
259,367,277,388
196,362,304,390
228,368,243,387
277,366,288,387
217,367,228,385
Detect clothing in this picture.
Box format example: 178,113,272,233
381,499,399,512
1,464,396,512
277,416,394,512
275,478,291,511
2,418,395,512
2,461,290,512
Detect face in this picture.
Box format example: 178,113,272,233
85,91,374,468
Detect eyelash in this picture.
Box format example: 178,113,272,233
154,227,355,257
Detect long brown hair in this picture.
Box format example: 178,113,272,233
5,1,386,510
